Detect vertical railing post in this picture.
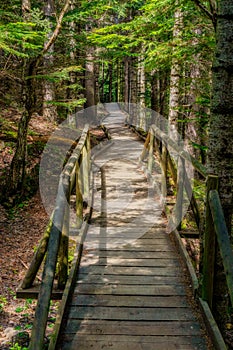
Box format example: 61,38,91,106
29,178,67,350
202,174,218,309
161,143,168,197
148,131,154,174
57,176,70,289
76,158,83,229
175,156,185,231
82,143,89,203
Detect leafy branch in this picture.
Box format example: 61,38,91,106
192,0,217,29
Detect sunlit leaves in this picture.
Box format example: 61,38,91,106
0,22,44,57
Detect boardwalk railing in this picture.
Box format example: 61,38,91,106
202,177,233,309
139,125,205,234
139,124,233,347
18,125,91,350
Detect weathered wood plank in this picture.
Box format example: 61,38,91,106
64,319,202,336
83,239,172,249
74,284,186,296
82,250,177,259
60,339,206,350
79,265,181,276
70,294,188,307
77,274,183,285
80,257,179,267
16,285,63,300
83,243,174,251
67,306,195,321
85,230,168,239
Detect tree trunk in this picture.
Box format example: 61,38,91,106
43,0,57,122
168,6,183,140
138,55,146,129
124,57,129,112
207,0,233,329
7,0,35,196
108,62,113,102
151,70,159,113
9,58,37,195
84,41,96,120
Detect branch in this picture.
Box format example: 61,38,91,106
192,0,216,27
42,0,70,55
209,0,217,15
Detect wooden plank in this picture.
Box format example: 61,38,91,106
83,243,174,251
16,285,63,300
64,319,202,336
74,284,186,296
67,306,195,321
61,339,206,350
77,274,183,285
59,334,206,350
82,251,177,259
70,294,188,308
79,265,181,276
85,230,168,238
80,257,179,267
84,238,172,247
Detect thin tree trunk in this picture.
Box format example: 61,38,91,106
43,0,57,122
108,62,113,102
151,70,159,113
124,57,129,112
85,47,96,107
168,6,183,140
138,55,146,129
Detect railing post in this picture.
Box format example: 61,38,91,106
82,143,89,203
148,131,154,174
76,158,83,229
175,156,185,230
161,143,168,197
202,174,218,309
21,219,53,289
29,178,67,350
139,132,150,162
57,176,70,289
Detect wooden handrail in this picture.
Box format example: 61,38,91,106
136,120,231,346
151,124,207,178
28,124,91,350
209,189,233,306
141,125,202,232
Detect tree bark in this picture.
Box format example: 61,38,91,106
84,40,97,120
124,57,129,112
43,0,57,122
168,6,183,140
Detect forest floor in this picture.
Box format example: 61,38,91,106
0,193,50,349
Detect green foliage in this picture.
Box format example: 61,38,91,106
36,66,84,83
0,22,44,57
10,344,28,350
0,295,7,313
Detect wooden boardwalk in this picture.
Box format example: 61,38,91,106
56,104,210,350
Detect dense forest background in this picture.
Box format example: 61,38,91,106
0,0,233,348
